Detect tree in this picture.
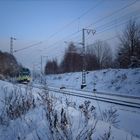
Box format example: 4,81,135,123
86,48,98,70
0,51,20,77
87,40,113,69
60,42,82,73
45,58,58,74
116,19,140,68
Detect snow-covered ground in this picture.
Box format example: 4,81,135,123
45,68,140,97
0,68,140,140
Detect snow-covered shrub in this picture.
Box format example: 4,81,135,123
79,100,96,121
65,98,76,108
0,86,35,126
38,90,71,140
38,88,99,140
37,90,56,139
76,120,98,140
102,107,119,127
98,126,114,140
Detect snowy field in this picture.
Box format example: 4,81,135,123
45,68,140,97
0,76,140,140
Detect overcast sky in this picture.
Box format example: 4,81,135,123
0,0,140,69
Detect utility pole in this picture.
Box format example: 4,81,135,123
40,55,48,84
41,56,43,74
81,29,86,89
10,37,16,55
41,55,48,74
81,28,96,89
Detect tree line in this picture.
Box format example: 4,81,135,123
45,19,140,75
0,51,28,79
45,40,113,74
0,51,20,77
0,19,139,77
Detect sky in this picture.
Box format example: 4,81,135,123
0,0,140,70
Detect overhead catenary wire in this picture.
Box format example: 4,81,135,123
86,0,138,28
47,0,138,44
14,41,42,53
46,35,119,58
85,15,140,42
43,12,140,56
40,0,139,52
14,0,104,53
43,0,104,40
69,15,140,49
48,36,118,59
95,9,140,32
48,12,140,58
34,16,140,54
14,0,138,53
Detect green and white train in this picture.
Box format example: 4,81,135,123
17,68,31,84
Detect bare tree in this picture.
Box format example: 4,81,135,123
116,19,140,68
87,40,113,69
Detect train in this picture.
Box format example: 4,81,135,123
17,68,31,84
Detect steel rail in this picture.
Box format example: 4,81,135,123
31,84,140,109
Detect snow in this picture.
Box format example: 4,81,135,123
45,68,140,96
0,68,140,139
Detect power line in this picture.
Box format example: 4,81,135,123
43,36,118,60
39,16,139,56
46,14,140,56
14,0,138,53
83,14,140,44
14,42,42,53
95,9,140,31
44,0,104,41
45,35,123,64
73,16,140,50
42,0,139,52
14,0,103,53
95,15,140,36
86,0,138,28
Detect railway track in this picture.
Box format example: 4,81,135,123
31,84,140,109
